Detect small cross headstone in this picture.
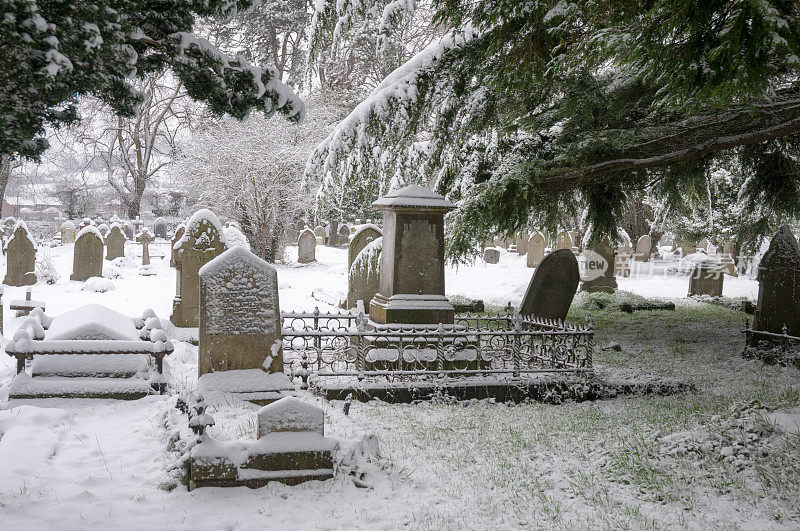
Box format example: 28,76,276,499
137,227,155,265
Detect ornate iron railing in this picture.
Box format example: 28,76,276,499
280,307,594,384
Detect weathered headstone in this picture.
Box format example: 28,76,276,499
688,260,724,297
697,238,709,252
3,217,17,239
348,225,382,272
634,235,652,262
70,226,104,281
223,225,250,250
314,225,326,245
105,224,126,260
749,226,800,342
679,241,696,257
170,224,185,268
520,249,579,320
615,235,633,277
123,222,134,240
527,232,545,268
347,237,382,309
171,209,228,327
3,221,37,286
556,231,573,251
154,217,167,239
515,232,528,256
297,229,316,263
60,220,76,244
136,227,155,265
327,220,339,247
198,246,283,376
337,225,351,246
369,185,455,325
97,223,109,238
581,242,618,293
483,247,500,264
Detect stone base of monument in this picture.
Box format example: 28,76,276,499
188,397,338,490
310,368,693,404
369,293,455,325
198,369,295,406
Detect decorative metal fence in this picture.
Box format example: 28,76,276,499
280,307,594,384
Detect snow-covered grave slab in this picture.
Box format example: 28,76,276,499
5,304,174,399
197,369,294,406
186,396,339,489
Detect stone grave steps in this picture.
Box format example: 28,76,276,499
8,375,154,400
30,354,151,378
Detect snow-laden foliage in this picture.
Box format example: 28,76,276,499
1,0,305,162
306,0,800,259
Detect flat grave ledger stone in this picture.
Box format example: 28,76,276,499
70,226,104,281
520,249,580,321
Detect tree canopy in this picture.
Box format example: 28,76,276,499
306,0,800,258
1,0,304,161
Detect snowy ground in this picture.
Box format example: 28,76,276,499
1,242,798,529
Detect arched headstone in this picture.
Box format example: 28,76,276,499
749,226,800,342
348,225,382,272
634,235,652,262
154,217,167,239
520,249,579,320
298,229,316,263
70,226,104,281
515,232,528,256
171,210,227,327
527,232,545,268
4,221,37,286
347,237,382,309
105,224,126,260
60,221,76,244
556,231,573,251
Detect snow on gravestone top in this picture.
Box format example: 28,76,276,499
45,303,139,341
372,184,455,210
175,209,227,250
76,224,105,243
198,246,278,335
5,220,38,251
61,220,76,230
257,396,324,438
223,225,250,250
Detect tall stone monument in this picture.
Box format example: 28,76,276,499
198,246,283,376
3,221,37,286
70,226,104,281
369,185,455,325
171,209,228,327
105,224,126,260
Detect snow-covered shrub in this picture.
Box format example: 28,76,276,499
83,276,114,292
35,252,60,284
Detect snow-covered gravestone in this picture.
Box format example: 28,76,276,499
60,221,76,244
347,237,382,309
136,227,154,265
154,217,167,239
297,229,316,263
223,225,250,250
97,223,109,238
105,224,126,260
337,224,350,246
527,232,545,268
3,221,37,286
170,224,185,267
171,209,227,327
556,231,573,251
70,226,104,281
198,246,283,376
123,222,134,240
483,247,500,264
347,225,382,273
